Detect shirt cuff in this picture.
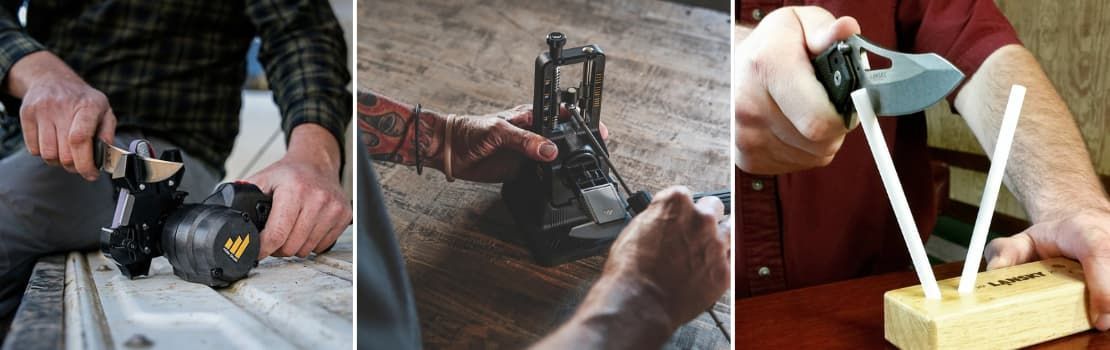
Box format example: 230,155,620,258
282,95,352,175
0,29,44,90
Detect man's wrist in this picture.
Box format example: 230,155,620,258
5,51,82,97
417,109,447,169
565,273,674,347
287,123,343,174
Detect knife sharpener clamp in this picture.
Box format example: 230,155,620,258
101,140,272,287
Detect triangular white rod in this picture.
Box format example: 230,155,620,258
852,89,941,299
958,85,1026,294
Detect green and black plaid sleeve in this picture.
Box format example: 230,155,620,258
247,0,352,156
0,5,43,94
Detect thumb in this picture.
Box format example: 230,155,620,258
496,120,558,162
794,7,860,56
984,232,1038,270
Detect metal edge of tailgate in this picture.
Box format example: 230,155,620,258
64,230,353,350
64,252,112,350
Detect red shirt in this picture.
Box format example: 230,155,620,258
735,0,1020,297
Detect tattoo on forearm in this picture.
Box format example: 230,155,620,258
357,90,441,166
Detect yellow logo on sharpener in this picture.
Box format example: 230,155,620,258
223,235,250,262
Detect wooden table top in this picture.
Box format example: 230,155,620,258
736,261,1110,349
358,0,731,348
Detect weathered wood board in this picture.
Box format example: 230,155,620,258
358,0,731,348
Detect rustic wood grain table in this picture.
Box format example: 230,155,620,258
736,261,1110,349
358,0,731,348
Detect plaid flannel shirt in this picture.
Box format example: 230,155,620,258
0,0,351,173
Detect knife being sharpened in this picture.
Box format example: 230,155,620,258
95,140,183,183
812,34,965,125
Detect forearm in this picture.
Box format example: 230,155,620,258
355,90,445,166
531,274,673,350
955,44,1110,222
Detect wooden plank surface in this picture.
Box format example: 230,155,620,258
358,0,731,348
736,261,1110,349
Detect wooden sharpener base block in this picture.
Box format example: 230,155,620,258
884,258,1092,349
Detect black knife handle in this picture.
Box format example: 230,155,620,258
813,41,858,127
94,141,105,169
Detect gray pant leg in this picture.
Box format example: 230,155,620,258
0,132,220,319
356,138,420,350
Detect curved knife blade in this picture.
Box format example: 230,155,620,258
813,34,965,124
96,141,183,183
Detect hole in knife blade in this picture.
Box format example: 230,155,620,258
859,49,891,71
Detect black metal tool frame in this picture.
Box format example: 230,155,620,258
502,32,650,266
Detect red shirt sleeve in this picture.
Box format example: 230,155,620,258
896,0,1022,100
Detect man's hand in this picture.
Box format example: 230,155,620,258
6,51,116,181
248,124,352,258
734,6,859,174
357,91,608,183
427,104,608,183
532,187,730,349
985,206,1110,330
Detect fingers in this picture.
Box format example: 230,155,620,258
987,215,1110,330
297,200,349,257
20,109,39,157
1082,252,1110,330
38,122,59,166
68,108,102,180
274,189,324,257
257,183,296,258
763,53,847,146
653,186,693,205
317,200,352,253
314,218,349,253
734,7,853,175
793,8,860,56
1036,217,1110,331
282,201,320,257
718,220,733,254
735,120,835,174
17,82,114,179
254,171,351,259
98,109,117,145
55,122,74,172
494,119,559,162
505,104,609,140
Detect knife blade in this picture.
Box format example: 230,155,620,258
813,34,965,126
95,141,183,183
